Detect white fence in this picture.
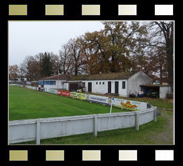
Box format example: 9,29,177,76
26,85,38,90
9,107,157,145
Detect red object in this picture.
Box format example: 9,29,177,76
127,101,130,104
57,90,70,97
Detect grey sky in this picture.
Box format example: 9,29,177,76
8,21,104,66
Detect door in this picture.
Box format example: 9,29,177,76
88,82,92,92
108,81,111,93
115,81,119,94
69,83,78,91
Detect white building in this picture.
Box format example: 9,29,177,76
38,74,69,89
39,71,171,98
65,71,153,97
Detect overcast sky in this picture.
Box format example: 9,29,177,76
8,21,104,66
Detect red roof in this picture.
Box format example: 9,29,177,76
152,75,160,80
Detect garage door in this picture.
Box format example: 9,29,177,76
69,83,78,91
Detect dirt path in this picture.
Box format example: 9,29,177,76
151,110,173,144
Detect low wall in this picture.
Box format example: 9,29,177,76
18,85,150,111
26,85,38,90
9,107,157,144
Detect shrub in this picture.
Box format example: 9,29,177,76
166,93,173,99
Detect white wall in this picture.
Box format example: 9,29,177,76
64,83,70,91
65,71,152,97
128,71,153,96
111,81,115,93
43,80,66,89
160,86,171,99
83,72,152,97
83,80,128,97
109,80,128,97
83,80,108,94
118,80,128,97
64,82,69,90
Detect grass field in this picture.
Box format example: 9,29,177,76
9,85,173,145
9,85,125,120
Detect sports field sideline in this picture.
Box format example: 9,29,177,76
9,85,125,120
9,85,173,145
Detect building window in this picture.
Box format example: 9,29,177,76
38,81,43,85
50,81,56,85
45,81,49,85
122,81,126,89
96,82,98,85
103,82,105,84
99,82,101,84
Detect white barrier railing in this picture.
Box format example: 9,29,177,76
9,107,157,144
26,86,38,90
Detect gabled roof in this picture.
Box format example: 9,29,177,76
140,84,170,87
39,70,151,81
39,74,70,80
69,70,140,81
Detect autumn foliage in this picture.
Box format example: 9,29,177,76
9,21,173,91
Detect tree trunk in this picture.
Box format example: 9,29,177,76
166,40,173,92
75,64,78,75
155,21,174,93
160,67,163,85
111,55,115,72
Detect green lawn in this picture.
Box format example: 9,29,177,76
9,85,173,145
9,85,125,120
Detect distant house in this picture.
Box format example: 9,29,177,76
151,75,169,85
65,71,153,97
152,75,161,84
38,74,70,89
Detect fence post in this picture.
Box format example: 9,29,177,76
36,119,40,145
93,114,98,136
135,112,139,131
154,107,157,122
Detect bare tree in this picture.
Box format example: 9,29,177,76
67,38,83,75
21,55,41,81
59,44,73,74
9,65,18,80
50,53,60,75
146,21,173,91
